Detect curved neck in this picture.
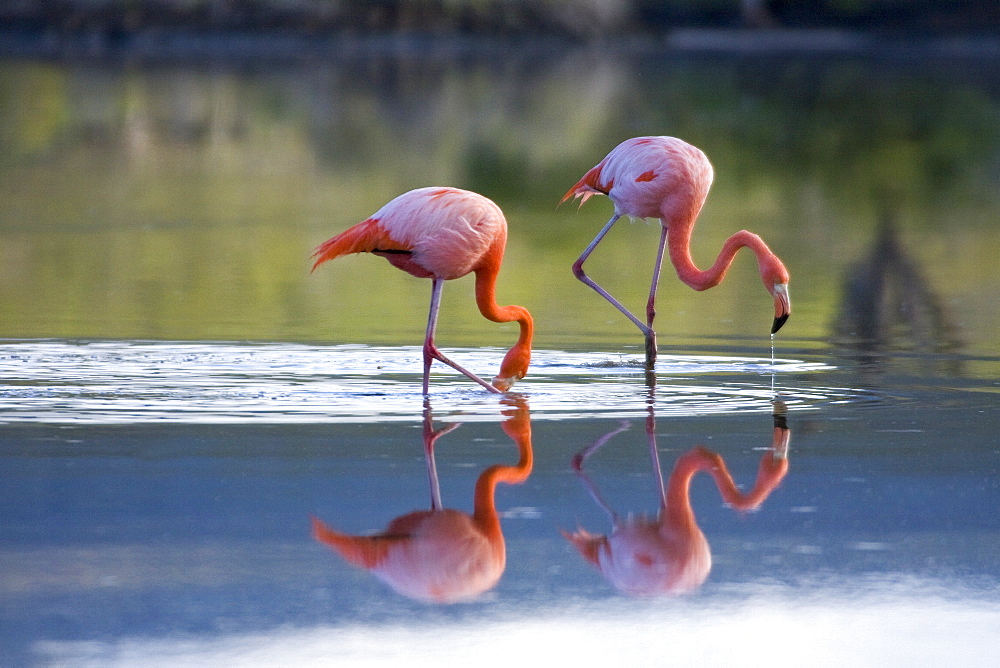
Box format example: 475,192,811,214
663,451,703,532
667,223,775,292
474,248,534,376
472,409,533,540
666,443,788,528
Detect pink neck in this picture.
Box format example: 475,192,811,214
668,225,775,292
665,445,787,528
475,260,534,377
472,411,533,539
663,452,703,532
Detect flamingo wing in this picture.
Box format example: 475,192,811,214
561,162,610,206
310,218,409,272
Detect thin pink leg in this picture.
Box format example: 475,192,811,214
645,401,669,509
423,279,501,394
643,225,668,366
573,213,657,365
571,420,632,522
421,400,462,510
423,405,443,510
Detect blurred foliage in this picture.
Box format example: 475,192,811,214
0,51,998,355
1,0,998,37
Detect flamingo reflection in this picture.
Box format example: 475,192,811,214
312,398,533,603
563,404,789,596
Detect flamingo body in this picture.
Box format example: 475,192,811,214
313,400,533,603
313,187,505,280
564,431,790,597
312,511,503,604
566,136,714,222
311,187,533,393
564,136,791,362
566,516,711,596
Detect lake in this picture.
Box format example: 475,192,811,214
1,40,999,666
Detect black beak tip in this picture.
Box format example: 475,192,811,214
771,314,789,335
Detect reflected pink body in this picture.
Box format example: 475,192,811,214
566,430,789,596
572,514,711,596
314,510,503,604
314,403,533,603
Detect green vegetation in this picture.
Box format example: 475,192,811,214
2,1,998,38
1,52,998,354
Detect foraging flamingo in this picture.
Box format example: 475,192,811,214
563,136,791,364
563,409,789,596
312,399,533,603
311,187,533,394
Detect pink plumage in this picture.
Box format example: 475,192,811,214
565,136,791,364
311,187,504,279
313,402,533,603
564,136,714,221
564,423,789,596
311,187,533,394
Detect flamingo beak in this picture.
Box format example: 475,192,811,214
771,283,790,334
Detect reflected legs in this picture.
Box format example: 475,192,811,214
422,400,462,510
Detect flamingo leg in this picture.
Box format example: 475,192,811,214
423,279,502,394
646,411,669,509
571,420,631,522
643,224,669,365
572,213,656,362
424,420,444,511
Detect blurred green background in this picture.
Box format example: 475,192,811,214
1,2,998,358
2,54,998,353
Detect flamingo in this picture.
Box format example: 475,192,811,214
563,409,790,596
311,187,533,394
312,398,533,603
563,136,791,364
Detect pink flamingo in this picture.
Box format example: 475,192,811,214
312,187,533,394
563,136,791,364
312,399,533,603
563,410,789,596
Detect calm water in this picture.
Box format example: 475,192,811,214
2,44,1000,665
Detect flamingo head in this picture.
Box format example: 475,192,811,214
492,375,519,392
762,257,791,334
492,364,526,392
492,343,531,392
770,283,791,334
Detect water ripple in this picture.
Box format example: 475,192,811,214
0,340,868,424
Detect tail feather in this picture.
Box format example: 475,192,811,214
560,164,608,206
311,515,394,568
561,528,606,566
310,218,409,272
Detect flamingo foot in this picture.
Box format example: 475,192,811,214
424,346,502,394
644,330,658,368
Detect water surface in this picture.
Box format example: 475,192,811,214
3,338,999,665
2,45,1000,666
